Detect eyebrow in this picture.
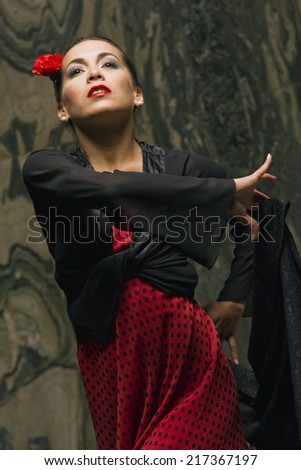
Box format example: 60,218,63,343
66,52,120,69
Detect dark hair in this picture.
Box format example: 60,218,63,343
53,35,141,104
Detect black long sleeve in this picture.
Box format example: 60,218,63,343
23,149,234,217
22,144,253,343
22,148,236,268
23,145,254,302
181,150,254,303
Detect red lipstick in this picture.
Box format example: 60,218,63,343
87,84,111,98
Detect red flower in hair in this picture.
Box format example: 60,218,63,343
32,53,64,80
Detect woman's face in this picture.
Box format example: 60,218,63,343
57,40,143,126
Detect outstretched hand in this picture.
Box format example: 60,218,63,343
232,153,276,240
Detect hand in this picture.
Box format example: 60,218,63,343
204,300,245,364
233,154,276,240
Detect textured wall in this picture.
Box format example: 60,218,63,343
0,0,300,449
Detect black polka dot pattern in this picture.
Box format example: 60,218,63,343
77,228,247,450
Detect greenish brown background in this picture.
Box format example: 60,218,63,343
0,0,300,449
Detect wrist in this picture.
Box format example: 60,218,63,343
218,300,246,313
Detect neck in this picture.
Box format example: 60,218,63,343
73,117,142,172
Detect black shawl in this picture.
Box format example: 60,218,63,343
233,198,301,449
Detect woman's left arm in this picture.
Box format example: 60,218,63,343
182,150,255,362
204,225,254,363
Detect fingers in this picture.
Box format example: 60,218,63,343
231,202,260,239
259,173,277,181
228,335,239,364
244,213,260,240
254,189,270,200
231,198,247,218
232,153,275,225
252,153,273,180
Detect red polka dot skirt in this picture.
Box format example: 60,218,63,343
77,228,247,450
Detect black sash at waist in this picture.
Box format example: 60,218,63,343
62,233,198,345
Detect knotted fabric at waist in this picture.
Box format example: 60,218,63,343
61,233,198,345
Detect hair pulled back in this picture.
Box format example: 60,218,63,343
53,35,141,104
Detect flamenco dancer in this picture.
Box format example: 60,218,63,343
23,36,274,449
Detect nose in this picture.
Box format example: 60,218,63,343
87,67,104,82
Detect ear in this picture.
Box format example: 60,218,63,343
134,87,144,108
57,103,70,123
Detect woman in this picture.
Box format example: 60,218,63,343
23,36,274,450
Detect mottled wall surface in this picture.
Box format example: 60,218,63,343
0,0,300,449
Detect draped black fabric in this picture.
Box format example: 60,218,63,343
22,143,235,270
69,232,198,344
233,199,301,449
22,141,254,345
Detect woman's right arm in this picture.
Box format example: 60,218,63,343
232,153,274,239
23,149,272,242
22,149,236,222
